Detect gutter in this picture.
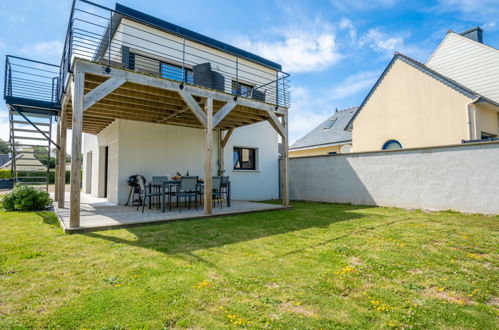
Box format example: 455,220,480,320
466,97,480,140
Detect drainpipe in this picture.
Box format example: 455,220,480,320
466,97,480,140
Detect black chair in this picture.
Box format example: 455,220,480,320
136,175,162,213
212,176,223,209
176,176,199,212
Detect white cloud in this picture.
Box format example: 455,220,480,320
328,70,379,99
331,0,399,11
234,21,342,73
20,41,64,63
359,28,404,55
0,109,10,142
339,18,357,42
435,0,499,29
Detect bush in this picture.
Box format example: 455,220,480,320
0,185,52,211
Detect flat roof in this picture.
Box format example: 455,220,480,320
115,3,282,71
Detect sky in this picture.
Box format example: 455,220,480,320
0,0,498,151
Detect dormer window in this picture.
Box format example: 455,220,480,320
323,119,336,130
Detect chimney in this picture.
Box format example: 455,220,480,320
459,27,483,43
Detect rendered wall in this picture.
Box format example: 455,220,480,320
289,142,499,215
82,119,279,204
289,144,352,158
352,59,472,152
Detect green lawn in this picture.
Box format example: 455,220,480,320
0,202,498,328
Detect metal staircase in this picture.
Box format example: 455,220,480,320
4,55,61,190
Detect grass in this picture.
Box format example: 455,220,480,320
0,202,498,328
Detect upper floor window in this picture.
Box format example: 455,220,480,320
232,81,253,97
323,119,336,130
160,62,193,84
233,147,256,170
382,140,402,150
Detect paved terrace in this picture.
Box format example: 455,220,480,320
52,192,288,233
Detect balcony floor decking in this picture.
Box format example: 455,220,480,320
52,192,288,233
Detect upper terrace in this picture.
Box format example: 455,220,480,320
4,0,291,227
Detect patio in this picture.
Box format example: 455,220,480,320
52,192,288,233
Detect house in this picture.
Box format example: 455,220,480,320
0,154,9,168
289,107,357,157
0,148,46,172
4,0,290,229
348,27,499,152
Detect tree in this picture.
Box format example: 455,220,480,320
33,146,56,169
0,139,11,154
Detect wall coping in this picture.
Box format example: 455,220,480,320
290,140,499,160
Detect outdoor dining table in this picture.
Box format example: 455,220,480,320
150,179,231,212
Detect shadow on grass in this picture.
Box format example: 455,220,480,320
83,202,376,257
35,211,60,228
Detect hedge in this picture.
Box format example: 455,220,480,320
0,169,71,184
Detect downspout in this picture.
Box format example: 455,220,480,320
466,97,480,140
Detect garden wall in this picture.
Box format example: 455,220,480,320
289,141,499,214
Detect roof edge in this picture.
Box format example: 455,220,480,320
114,3,283,71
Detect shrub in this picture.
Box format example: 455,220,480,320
0,185,52,211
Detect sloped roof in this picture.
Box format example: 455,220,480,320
0,154,9,168
290,107,357,150
346,52,499,130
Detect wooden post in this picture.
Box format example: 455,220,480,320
54,118,61,202
57,107,67,208
280,113,289,206
69,69,85,228
204,97,213,215
218,129,224,176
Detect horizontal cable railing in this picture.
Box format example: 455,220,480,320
4,56,60,106
60,0,290,107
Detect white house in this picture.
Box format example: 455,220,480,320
80,3,286,205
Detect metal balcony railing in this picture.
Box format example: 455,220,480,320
4,55,60,108
60,0,290,107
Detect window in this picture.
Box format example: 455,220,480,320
160,62,193,84
382,140,402,150
233,147,256,170
323,119,336,130
481,132,497,140
232,81,253,97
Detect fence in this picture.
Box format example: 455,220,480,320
289,141,499,215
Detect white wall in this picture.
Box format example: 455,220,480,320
289,142,499,215
83,119,279,204
224,121,279,200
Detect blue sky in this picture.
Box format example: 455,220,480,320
1,0,498,147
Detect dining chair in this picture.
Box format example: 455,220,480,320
176,176,199,212
136,175,162,213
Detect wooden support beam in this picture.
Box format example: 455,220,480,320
83,77,125,111
218,130,224,176
179,90,207,127
221,128,234,148
57,106,67,209
77,61,287,115
213,101,236,128
280,113,289,207
69,70,85,228
204,97,213,215
266,110,285,137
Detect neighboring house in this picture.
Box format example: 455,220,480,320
0,148,46,171
348,27,499,152
0,154,9,168
289,107,357,157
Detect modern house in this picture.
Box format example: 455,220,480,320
348,27,499,152
3,0,291,230
289,107,356,157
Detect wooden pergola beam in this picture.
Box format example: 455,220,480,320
179,90,207,127
83,77,125,111
213,101,237,129
57,106,67,209
204,98,213,215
